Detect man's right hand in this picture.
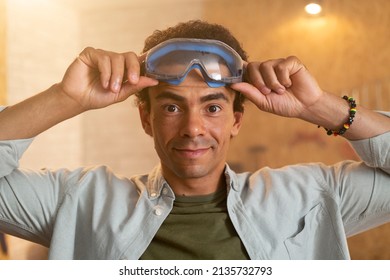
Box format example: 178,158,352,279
59,47,158,111
0,47,159,140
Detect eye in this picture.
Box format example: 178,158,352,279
207,105,222,113
164,104,180,113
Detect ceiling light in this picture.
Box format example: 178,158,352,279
305,2,322,15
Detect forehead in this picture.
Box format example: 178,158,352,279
149,69,235,102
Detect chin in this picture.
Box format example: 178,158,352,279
173,165,210,179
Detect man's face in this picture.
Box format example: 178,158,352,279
139,70,243,184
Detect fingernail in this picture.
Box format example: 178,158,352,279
276,87,286,94
130,73,139,83
113,79,121,92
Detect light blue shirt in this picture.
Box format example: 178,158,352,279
1,114,389,259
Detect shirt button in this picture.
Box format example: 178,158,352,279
150,192,157,198
162,188,168,195
154,208,162,216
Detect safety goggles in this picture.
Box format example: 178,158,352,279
144,38,244,88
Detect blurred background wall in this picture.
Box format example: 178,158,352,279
0,0,389,259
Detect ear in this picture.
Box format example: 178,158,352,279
230,111,244,138
138,104,153,137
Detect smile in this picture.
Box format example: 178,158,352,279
173,147,211,159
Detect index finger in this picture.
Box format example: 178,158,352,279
123,51,142,85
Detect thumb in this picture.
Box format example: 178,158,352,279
231,82,267,109
121,76,159,96
111,77,158,104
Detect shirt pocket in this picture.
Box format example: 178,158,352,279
283,203,346,260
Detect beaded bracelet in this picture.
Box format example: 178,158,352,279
322,96,357,136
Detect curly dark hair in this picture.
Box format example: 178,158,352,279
136,20,247,112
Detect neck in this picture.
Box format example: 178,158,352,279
161,165,227,196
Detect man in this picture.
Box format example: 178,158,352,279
0,20,389,259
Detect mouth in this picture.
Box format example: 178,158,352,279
173,147,211,159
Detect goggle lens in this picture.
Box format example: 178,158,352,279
145,39,243,87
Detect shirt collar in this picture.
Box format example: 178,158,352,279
146,163,241,199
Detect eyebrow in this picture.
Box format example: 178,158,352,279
200,92,229,103
155,91,230,104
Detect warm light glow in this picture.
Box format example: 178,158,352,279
305,3,322,15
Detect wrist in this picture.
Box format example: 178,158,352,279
300,92,352,130
53,83,88,115
321,96,357,136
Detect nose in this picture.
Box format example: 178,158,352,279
179,110,206,138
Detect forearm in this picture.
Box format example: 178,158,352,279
301,91,390,140
0,84,85,140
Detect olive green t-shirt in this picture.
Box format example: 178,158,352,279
140,187,249,260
